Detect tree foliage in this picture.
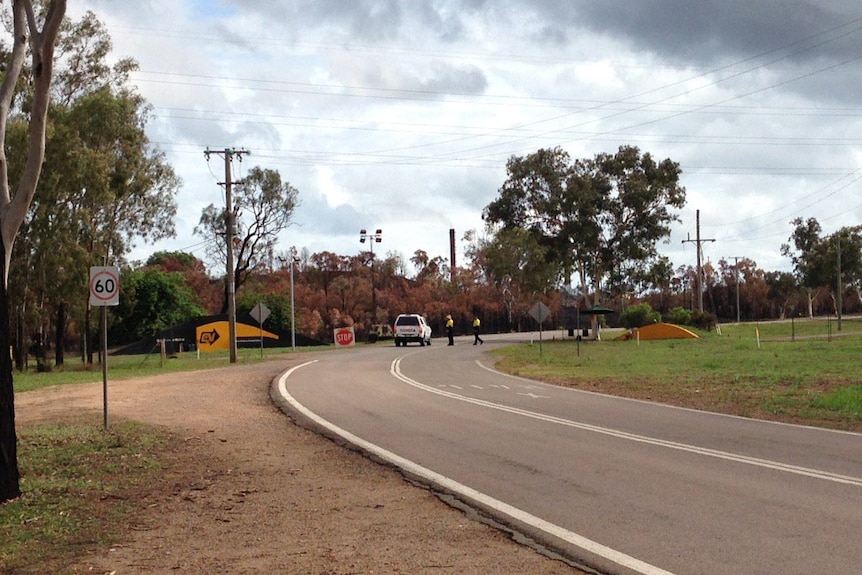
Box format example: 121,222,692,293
483,145,686,304
1,0,66,505
782,217,862,315
6,7,180,369
237,287,294,334
620,302,661,329
109,267,205,344
195,166,298,310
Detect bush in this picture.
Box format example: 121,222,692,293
667,306,692,326
691,310,718,330
620,303,661,329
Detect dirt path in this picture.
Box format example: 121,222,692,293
15,357,583,574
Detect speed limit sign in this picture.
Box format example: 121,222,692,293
89,266,120,306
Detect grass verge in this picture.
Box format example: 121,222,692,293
493,321,862,432
11,346,325,393
0,421,173,574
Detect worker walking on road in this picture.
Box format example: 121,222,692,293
446,314,454,346
472,316,484,345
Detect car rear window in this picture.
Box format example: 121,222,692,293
396,316,419,326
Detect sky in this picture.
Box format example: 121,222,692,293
66,0,862,278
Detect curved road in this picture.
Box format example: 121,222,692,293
274,334,862,575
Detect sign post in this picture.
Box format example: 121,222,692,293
529,301,551,357
89,266,119,429
250,301,271,358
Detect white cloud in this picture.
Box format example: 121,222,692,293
63,1,862,276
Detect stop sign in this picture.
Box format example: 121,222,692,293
334,327,355,347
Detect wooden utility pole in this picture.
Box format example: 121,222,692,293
682,210,715,313
204,147,250,363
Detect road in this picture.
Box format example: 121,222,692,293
274,334,862,575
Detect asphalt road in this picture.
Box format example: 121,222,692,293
275,334,862,575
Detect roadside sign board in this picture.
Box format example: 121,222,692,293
529,301,551,324
89,266,120,306
250,302,271,325
195,321,279,352
334,327,355,347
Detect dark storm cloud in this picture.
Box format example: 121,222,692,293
534,0,862,68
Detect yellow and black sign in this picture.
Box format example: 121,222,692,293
195,321,279,352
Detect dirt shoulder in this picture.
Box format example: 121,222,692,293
14,357,583,575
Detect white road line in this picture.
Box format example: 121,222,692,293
474,359,862,437
395,358,862,487
277,360,678,575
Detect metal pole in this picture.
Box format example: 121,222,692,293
359,229,382,321
101,306,108,429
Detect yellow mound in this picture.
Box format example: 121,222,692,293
615,322,699,341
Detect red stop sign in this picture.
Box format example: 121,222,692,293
335,328,355,346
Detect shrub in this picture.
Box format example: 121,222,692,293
667,306,692,326
620,303,661,329
691,310,718,330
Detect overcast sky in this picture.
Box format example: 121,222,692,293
69,1,862,277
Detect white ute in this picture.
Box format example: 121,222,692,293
393,314,432,347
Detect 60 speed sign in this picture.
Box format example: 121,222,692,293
89,266,120,306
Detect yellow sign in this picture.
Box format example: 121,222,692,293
196,321,279,352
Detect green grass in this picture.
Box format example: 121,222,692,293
0,422,170,574
12,345,327,393
717,316,862,341
494,319,862,431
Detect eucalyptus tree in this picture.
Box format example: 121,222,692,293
195,166,299,312
782,218,862,316
6,10,179,366
0,0,66,504
483,145,686,307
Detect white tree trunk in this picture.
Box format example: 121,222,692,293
0,0,66,285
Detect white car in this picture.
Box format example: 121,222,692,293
393,314,432,347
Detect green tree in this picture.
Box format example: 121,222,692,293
764,271,800,319
483,145,686,329
195,166,299,312
782,217,824,317
7,9,179,367
667,306,692,326
147,251,221,314
109,267,205,345
237,289,294,335
620,302,661,329
1,0,66,504
782,218,862,317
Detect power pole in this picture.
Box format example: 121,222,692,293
682,209,715,314
204,147,250,363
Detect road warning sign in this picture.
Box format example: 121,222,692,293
196,321,279,352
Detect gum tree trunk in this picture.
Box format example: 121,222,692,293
0,0,67,503
0,234,20,501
